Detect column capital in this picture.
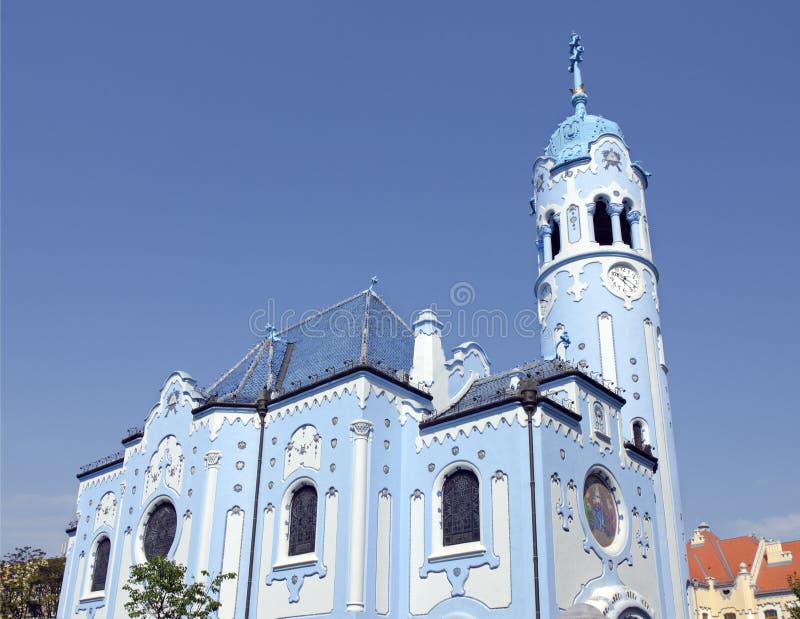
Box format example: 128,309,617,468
538,223,553,237
606,202,624,216
626,209,642,223
204,451,222,469
586,202,596,214
350,420,373,438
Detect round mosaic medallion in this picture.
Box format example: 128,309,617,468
583,473,618,548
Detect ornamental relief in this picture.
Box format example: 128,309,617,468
94,491,117,530
142,436,184,504
284,425,322,479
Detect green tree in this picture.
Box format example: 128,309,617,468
0,547,48,619
788,572,800,619
29,557,66,618
122,557,235,619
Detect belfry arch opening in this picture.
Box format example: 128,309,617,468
593,199,613,246
621,199,633,247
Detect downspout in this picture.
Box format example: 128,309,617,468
520,376,542,619
243,388,269,619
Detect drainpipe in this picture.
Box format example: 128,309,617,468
243,388,269,619
519,376,542,619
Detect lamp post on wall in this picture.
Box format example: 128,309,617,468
519,376,542,619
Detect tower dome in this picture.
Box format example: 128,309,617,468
544,33,625,168
545,111,624,168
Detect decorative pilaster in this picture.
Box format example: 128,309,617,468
538,224,553,263
627,209,642,249
196,451,222,581
346,421,373,612
585,202,596,243
607,202,624,244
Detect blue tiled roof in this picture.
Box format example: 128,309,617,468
431,358,577,422
204,291,414,403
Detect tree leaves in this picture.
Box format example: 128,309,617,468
0,547,64,619
122,556,235,619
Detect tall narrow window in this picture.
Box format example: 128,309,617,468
620,205,633,247
632,421,644,449
550,216,561,257
91,537,111,592
442,469,480,546
593,200,613,245
288,486,317,556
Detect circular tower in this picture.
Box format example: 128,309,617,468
531,33,689,617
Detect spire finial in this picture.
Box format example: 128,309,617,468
266,323,281,342
368,276,379,294
568,32,587,113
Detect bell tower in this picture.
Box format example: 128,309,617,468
531,33,689,617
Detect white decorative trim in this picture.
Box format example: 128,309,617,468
266,375,431,428
78,468,123,498
444,342,491,379
417,406,527,451
190,411,259,441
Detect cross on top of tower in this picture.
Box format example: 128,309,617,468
568,32,587,112
568,32,584,74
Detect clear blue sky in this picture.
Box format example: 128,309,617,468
3,1,799,556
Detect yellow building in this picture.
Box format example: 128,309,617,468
687,523,799,618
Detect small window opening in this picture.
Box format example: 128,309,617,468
632,421,644,450
550,217,561,257
593,200,613,246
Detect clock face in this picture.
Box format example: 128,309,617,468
607,263,641,297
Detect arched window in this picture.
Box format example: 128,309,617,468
288,486,317,556
143,502,177,560
91,537,111,592
620,202,633,247
550,215,561,257
632,421,645,449
593,199,613,246
442,469,480,546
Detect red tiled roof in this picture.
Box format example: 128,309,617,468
756,540,800,593
687,529,800,594
687,530,757,585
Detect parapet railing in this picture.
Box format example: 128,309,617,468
78,450,124,475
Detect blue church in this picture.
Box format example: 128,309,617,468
57,34,689,619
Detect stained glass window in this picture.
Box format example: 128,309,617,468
90,537,110,592
143,502,177,560
442,469,480,546
288,486,317,556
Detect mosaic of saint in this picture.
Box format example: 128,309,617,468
583,473,618,547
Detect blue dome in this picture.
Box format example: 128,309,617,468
544,109,624,168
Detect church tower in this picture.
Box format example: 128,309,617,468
531,34,689,616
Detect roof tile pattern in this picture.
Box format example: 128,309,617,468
204,291,414,404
